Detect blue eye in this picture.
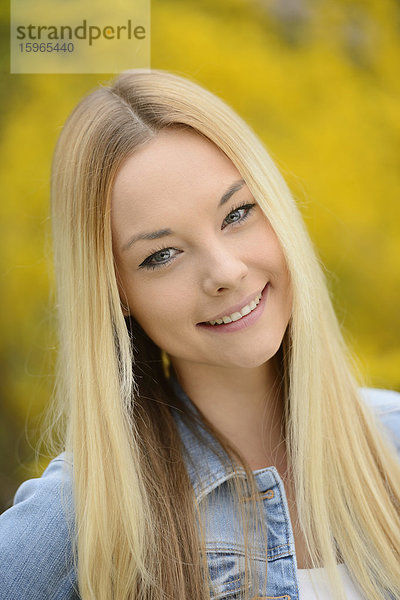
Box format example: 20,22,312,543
139,246,180,271
222,202,256,229
139,202,257,271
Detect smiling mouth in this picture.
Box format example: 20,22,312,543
198,284,267,326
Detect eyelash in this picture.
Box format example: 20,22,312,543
138,202,257,271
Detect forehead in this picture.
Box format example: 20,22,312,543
111,128,241,216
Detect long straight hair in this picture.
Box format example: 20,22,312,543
49,69,400,600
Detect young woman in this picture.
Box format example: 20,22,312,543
1,69,399,600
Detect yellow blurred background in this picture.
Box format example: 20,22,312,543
1,0,399,512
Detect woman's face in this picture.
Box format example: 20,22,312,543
111,128,292,373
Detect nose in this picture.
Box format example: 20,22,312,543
200,239,249,296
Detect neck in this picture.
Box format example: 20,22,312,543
170,355,286,471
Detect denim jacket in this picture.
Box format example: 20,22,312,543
1,383,399,599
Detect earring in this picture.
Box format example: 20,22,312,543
161,348,171,379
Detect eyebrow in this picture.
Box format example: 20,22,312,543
121,178,246,252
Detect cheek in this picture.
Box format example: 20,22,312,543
259,227,293,304
251,218,281,257
127,279,192,333
256,230,288,276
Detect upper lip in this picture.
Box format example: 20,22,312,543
198,283,267,324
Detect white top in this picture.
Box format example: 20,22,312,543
297,563,365,599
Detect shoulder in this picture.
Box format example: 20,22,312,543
0,453,79,599
359,387,400,455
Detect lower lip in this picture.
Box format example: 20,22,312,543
197,283,269,334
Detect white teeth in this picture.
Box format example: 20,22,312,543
231,312,242,322
240,305,251,316
206,290,263,326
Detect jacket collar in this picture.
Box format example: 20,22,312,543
168,373,244,502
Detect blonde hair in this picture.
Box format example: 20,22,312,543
50,68,400,600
